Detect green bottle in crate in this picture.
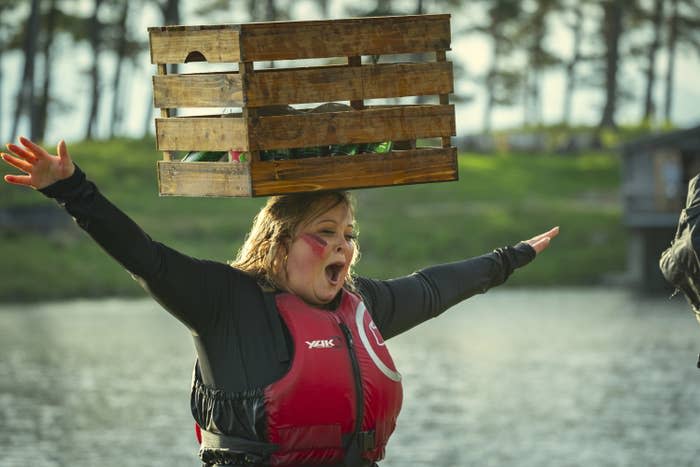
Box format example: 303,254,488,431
182,151,227,162
361,141,393,154
261,149,292,161
329,143,359,156
292,146,330,158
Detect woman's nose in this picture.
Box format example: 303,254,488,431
334,236,349,252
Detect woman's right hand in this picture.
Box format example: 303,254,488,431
2,137,75,190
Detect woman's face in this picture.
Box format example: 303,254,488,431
281,202,356,306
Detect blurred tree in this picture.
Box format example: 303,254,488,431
560,0,586,125
193,0,230,18
314,0,330,17
0,0,24,141
85,0,104,140
35,0,58,141
476,0,523,133
663,0,700,124
107,0,130,138
640,0,665,122
345,0,397,17
10,0,40,141
7,0,97,141
104,0,144,138
518,0,561,126
598,0,625,129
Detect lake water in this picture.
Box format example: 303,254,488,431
1,288,699,467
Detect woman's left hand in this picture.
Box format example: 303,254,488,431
525,226,559,255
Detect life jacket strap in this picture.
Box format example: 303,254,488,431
356,430,376,451
199,428,277,466
342,430,377,467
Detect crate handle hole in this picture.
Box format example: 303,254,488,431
184,51,207,63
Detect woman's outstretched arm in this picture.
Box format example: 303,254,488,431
357,227,559,340
2,137,237,333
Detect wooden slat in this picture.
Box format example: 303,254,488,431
158,161,252,197
238,15,450,61
240,62,258,162
149,27,240,64
157,64,173,161
153,73,244,108
251,105,455,150
348,56,364,110
246,62,453,107
156,117,249,151
436,50,451,149
250,147,458,196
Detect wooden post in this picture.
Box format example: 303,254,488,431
157,63,173,161
348,56,364,110
436,50,451,149
240,62,260,162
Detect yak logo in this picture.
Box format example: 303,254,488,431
306,338,340,349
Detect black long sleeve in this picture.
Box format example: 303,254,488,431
356,243,535,339
39,165,236,335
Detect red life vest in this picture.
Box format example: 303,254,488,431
265,290,403,465
195,289,403,466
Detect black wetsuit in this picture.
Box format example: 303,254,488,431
41,165,535,462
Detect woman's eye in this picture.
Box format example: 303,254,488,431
345,233,357,241
320,229,334,235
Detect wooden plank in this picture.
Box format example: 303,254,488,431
157,64,173,161
240,62,259,162
153,73,244,108
246,62,453,107
348,56,364,110
156,117,249,151
149,27,240,64
436,50,451,149
251,105,455,150
158,161,252,197
250,147,458,196
238,15,451,61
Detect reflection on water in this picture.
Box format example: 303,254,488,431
1,289,699,467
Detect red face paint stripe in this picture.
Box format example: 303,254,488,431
301,233,327,257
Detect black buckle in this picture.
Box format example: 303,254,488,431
357,430,375,451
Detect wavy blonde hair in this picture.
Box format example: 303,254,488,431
231,191,360,291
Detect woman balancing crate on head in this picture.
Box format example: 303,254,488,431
2,137,558,467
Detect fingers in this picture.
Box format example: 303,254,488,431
530,236,551,255
57,140,70,164
542,226,560,240
528,226,560,243
525,226,559,255
6,143,38,164
4,174,33,187
1,152,33,173
18,136,50,159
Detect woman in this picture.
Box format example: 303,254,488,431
2,137,558,466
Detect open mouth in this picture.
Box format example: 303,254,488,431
325,262,345,285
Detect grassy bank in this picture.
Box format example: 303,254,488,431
0,138,625,302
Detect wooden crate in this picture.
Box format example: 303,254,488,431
149,14,457,197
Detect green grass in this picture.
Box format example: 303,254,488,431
0,139,625,302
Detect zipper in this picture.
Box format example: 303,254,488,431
338,319,364,449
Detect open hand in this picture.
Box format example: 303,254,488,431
525,226,559,255
2,137,75,190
